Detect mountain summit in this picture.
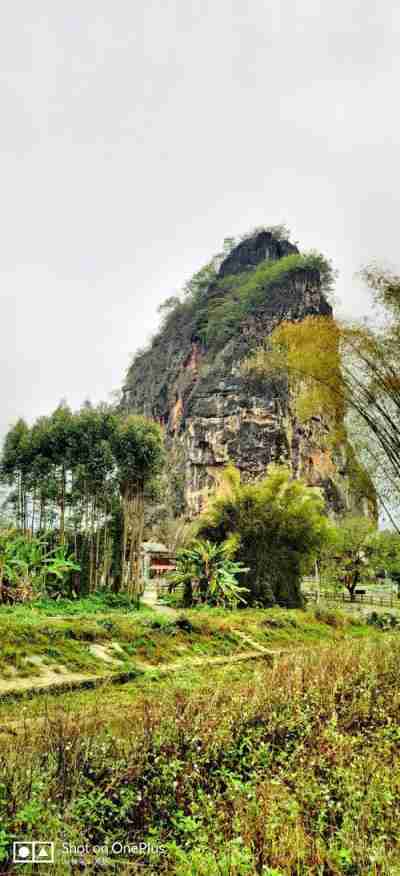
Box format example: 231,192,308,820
122,229,375,519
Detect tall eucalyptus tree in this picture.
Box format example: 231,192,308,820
111,415,165,599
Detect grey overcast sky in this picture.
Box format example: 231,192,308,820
1,0,399,442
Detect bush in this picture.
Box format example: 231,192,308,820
314,606,347,628
1,638,400,872
366,610,400,630
196,465,331,608
29,591,141,616
0,530,80,604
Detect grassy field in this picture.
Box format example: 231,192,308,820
0,601,399,873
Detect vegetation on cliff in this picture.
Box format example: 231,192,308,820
124,236,334,410
200,251,334,350
244,262,400,527
122,228,372,534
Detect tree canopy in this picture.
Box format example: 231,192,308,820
0,405,165,598
319,518,400,599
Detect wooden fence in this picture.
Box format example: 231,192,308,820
150,577,399,609
303,589,400,608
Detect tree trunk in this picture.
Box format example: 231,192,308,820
18,472,22,530
349,568,361,601
59,466,66,545
131,484,145,601
31,489,37,537
121,483,145,602
121,494,129,592
183,580,193,607
102,521,110,588
95,515,101,591
89,501,96,592
38,495,45,533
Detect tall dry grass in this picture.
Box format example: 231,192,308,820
0,637,399,873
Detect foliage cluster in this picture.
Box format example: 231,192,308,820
367,610,400,630
167,539,249,608
196,465,330,608
0,530,79,604
11,591,144,616
244,263,400,526
237,223,293,243
320,517,400,599
0,637,399,873
243,315,344,433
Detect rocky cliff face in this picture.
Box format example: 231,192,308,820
122,231,375,519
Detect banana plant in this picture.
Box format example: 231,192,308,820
167,539,249,607
0,530,80,602
0,531,47,602
41,545,81,597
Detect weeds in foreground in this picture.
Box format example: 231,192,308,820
0,637,399,873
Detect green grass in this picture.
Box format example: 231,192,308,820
0,602,244,682
0,594,154,678
172,604,372,647
0,591,148,618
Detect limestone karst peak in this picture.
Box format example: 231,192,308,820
122,230,374,520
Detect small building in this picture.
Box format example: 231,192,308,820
141,542,176,582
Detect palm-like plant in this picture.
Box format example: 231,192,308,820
41,545,81,598
0,531,44,602
0,530,80,603
167,538,248,607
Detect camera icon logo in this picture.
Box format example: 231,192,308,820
13,842,54,864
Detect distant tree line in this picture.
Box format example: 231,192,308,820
0,403,164,599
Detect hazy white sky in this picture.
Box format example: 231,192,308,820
1,0,399,441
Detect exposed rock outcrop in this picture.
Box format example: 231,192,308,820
122,231,376,519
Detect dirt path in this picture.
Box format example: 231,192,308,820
0,647,281,721
140,585,178,617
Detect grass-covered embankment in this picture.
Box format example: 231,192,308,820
0,605,241,684
0,600,375,687
0,633,399,874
